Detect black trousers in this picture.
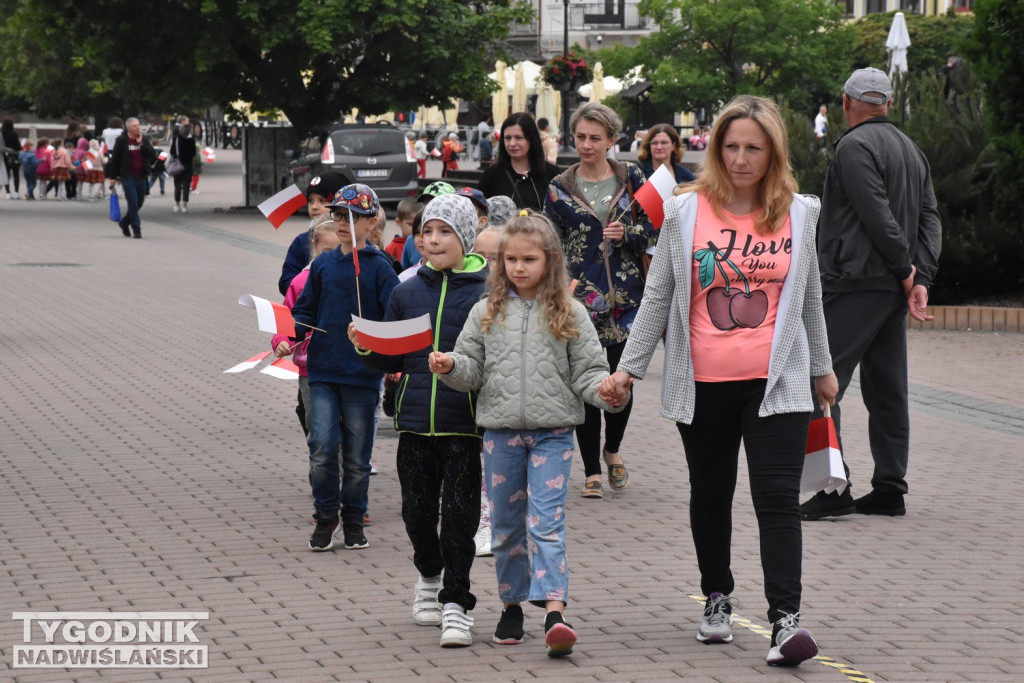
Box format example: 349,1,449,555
677,379,808,623
397,432,481,611
816,290,910,495
576,341,633,477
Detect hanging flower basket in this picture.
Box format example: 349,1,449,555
541,52,593,90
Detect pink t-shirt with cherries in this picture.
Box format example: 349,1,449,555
689,194,792,382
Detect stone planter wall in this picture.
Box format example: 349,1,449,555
908,306,1023,332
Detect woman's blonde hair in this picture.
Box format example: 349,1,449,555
481,211,579,342
680,95,797,235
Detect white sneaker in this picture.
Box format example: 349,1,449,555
172,205,179,213
440,603,473,647
5,193,12,199
181,206,187,213
474,525,492,557
413,575,442,626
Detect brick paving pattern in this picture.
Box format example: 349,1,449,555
1,151,1022,681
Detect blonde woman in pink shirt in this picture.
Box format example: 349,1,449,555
603,95,838,668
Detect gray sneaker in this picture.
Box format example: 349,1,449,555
697,592,737,643
766,612,818,666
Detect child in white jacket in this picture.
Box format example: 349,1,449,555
429,211,626,658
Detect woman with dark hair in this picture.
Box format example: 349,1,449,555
2,118,21,199
170,115,196,213
478,112,560,211
637,123,695,184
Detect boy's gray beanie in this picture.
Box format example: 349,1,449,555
421,194,478,256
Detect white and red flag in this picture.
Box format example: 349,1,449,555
430,147,441,158
348,208,361,276
632,164,677,229
88,148,101,161
239,294,296,337
801,405,848,495
158,151,168,161
82,159,95,172
223,351,272,373
260,357,300,380
257,185,306,229
202,146,216,162
351,313,433,355
100,142,108,155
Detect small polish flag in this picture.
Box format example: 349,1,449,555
351,313,434,355
88,148,100,160
633,164,678,229
158,151,168,161
260,357,300,380
801,406,848,494
203,146,216,162
430,147,441,158
239,294,297,337
348,208,360,277
82,159,95,172
100,142,108,155
257,184,306,229
224,351,272,373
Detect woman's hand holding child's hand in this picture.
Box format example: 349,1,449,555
428,351,453,375
274,341,293,358
599,371,633,407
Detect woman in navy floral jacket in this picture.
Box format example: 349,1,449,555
544,102,656,499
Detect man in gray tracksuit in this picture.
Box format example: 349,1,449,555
801,67,942,521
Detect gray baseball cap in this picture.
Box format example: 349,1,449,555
843,67,893,105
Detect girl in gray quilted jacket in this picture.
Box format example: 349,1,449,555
429,211,626,658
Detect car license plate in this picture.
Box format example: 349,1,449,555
356,169,388,178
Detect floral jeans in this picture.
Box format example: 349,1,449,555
484,427,574,607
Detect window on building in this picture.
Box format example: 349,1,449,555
866,0,887,13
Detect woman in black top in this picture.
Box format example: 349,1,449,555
478,112,560,211
171,115,196,213
2,118,21,198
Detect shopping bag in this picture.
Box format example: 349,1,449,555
109,193,121,222
801,404,848,495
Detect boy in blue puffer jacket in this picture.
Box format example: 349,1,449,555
348,194,487,648
291,184,399,553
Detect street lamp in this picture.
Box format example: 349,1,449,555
561,0,571,154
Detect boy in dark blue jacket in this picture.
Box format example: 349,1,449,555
349,194,487,647
292,184,399,552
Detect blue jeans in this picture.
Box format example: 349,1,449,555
121,176,148,229
149,171,165,194
307,382,378,525
484,427,574,607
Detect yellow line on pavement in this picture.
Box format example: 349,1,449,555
689,595,875,683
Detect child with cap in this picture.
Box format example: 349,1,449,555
456,187,490,231
291,184,401,552
278,172,346,295
404,181,456,269
348,193,487,647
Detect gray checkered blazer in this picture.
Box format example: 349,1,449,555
617,191,833,424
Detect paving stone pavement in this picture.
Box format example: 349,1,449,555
1,152,1023,682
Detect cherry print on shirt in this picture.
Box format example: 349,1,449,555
694,241,769,330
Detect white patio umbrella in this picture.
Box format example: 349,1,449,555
588,62,607,103
886,11,911,78
512,61,528,113
535,80,560,125
492,60,509,126
578,72,623,100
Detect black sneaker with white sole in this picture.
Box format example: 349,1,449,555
493,605,524,644
343,523,368,549
309,512,340,551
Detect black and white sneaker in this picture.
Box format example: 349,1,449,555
309,512,339,551
492,605,524,644
766,612,818,666
343,524,368,549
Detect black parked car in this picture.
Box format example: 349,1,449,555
287,123,418,205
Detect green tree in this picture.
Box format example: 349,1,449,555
850,10,974,78
0,0,533,136
626,0,852,117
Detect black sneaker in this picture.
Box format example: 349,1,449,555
118,217,131,237
800,489,855,521
544,611,576,657
854,490,906,516
309,512,339,551
343,523,368,549
493,605,525,644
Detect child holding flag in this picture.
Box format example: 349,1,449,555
279,172,345,295
290,184,399,552
347,193,487,647
428,211,626,657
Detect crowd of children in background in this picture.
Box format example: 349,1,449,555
271,171,622,659
0,117,204,203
